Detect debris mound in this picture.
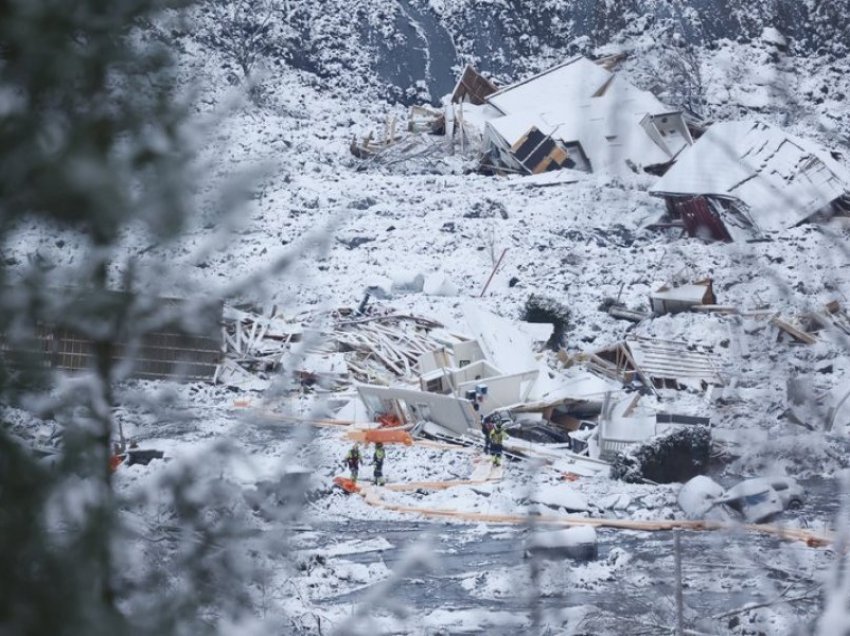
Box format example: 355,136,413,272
521,294,570,350
610,426,711,484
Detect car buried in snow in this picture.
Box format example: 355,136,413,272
717,477,805,523
679,475,805,523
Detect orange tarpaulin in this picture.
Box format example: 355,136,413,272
346,428,413,445
333,476,361,494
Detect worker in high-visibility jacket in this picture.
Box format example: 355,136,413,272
490,422,507,466
372,442,386,485
481,414,494,455
344,444,362,482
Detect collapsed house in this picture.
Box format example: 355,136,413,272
649,121,850,241
356,304,619,439
354,313,711,477
471,56,694,176
341,305,715,478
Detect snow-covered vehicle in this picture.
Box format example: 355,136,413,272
718,477,805,522
679,476,805,523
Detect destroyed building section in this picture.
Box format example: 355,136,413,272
451,64,498,106
217,307,457,391
350,55,700,178
480,56,694,176
414,304,554,419
583,336,724,392
407,106,445,135
767,299,850,346
650,120,850,241
349,305,620,444
508,127,573,174
357,384,478,438
319,301,722,473
594,393,710,462
354,322,714,474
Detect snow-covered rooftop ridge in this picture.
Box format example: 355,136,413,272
485,55,612,116
650,120,850,232
487,77,671,145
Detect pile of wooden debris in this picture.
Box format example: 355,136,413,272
216,305,458,390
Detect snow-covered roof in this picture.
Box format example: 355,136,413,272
586,78,680,170
650,121,850,232
486,56,612,116
523,367,622,407
462,303,539,375
485,71,681,174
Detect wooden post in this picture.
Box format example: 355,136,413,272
479,248,508,297
674,530,684,636
459,100,465,154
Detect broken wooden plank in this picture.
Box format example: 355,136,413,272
607,305,650,322
771,316,818,344
691,305,740,314
356,484,833,546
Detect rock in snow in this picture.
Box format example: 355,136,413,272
527,526,598,561
530,484,590,512
678,475,725,519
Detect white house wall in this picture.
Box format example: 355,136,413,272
457,370,539,413
356,384,478,436
451,359,502,386
453,339,486,368
418,347,456,375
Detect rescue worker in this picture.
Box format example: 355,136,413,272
108,442,125,473
344,443,362,482
372,441,386,485
481,414,494,455
490,421,507,466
